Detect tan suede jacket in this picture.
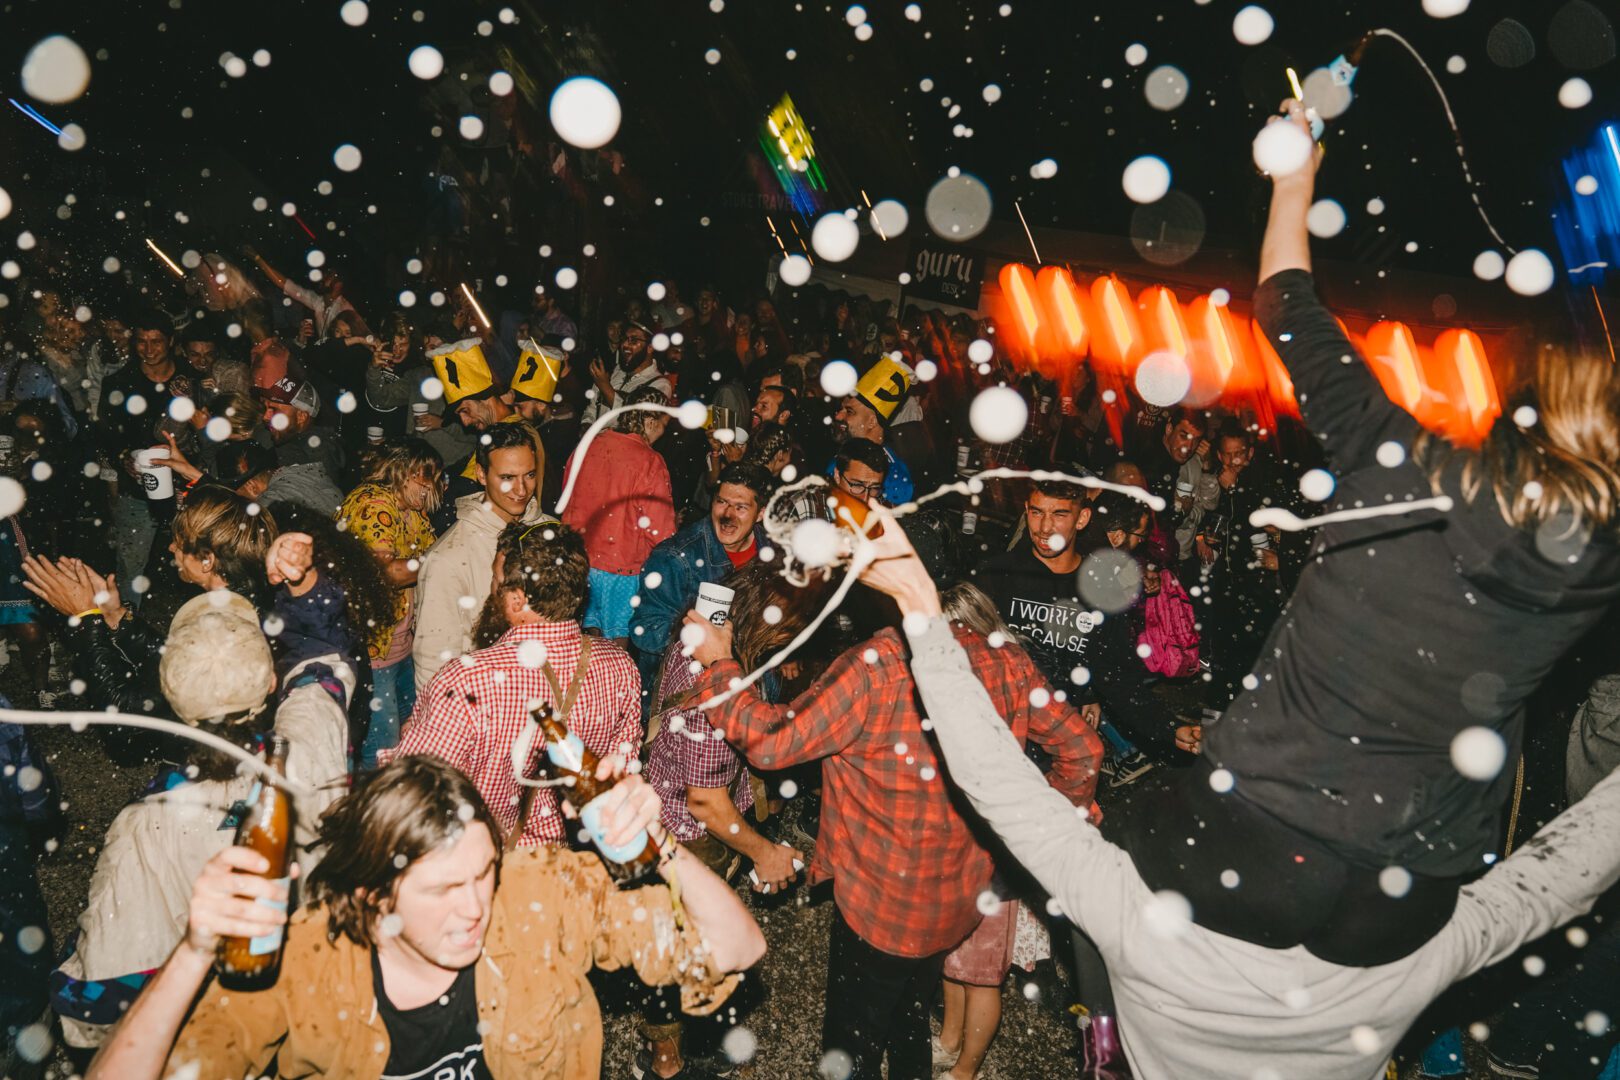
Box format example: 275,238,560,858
164,846,738,1079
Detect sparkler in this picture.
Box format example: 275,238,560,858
460,282,492,329
145,237,184,277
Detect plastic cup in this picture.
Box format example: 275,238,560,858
695,582,736,625
133,447,175,500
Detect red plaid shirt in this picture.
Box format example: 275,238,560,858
392,622,642,848
697,624,1102,958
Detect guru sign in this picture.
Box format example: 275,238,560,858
908,242,984,308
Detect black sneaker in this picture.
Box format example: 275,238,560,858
1108,752,1156,788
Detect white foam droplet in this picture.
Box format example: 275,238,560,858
1122,156,1171,204
1375,441,1406,468
1134,350,1192,407
1451,725,1507,781
779,254,812,287
811,213,860,262
1306,199,1346,239
408,45,444,80
1559,77,1593,109
969,386,1029,444
1232,5,1274,45
820,359,859,398
549,76,621,149
340,1,369,26
1422,0,1469,15
1378,866,1413,898
333,144,362,172
1252,121,1312,178
1143,890,1194,939
791,518,842,569
1576,174,1599,196
1299,468,1335,502
1349,1025,1382,1055
1505,249,1555,297
1209,768,1235,793
1473,249,1505,281
1513,405,1538,428
1124,43,1147,66
22,35,92,104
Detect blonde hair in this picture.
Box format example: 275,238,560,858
363,438,445,514
171,486,278,598
1418,343,1620,533
942,582,1017,640
207,391,262,440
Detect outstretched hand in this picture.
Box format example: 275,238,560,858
854,504,942,618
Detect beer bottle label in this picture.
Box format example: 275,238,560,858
545,731,586,773
249,876,291,956
579,791,650,864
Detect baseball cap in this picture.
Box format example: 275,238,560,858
159,591,275,725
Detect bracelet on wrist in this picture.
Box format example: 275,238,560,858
71,607,102,620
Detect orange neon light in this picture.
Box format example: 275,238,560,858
1365,321,1426,413
986,263,1499,444
1138,285,1190,362
1090,275,1143,372
997,263,1042,358
1038,265,1089,355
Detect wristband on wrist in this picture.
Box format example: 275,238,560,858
72,607,102,620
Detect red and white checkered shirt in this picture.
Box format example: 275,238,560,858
391,622,643,848
645,651,754,843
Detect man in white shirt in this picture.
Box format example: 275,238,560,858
245,247,363,341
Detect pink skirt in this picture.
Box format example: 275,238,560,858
943,898,1020,986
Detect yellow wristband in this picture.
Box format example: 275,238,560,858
72,607,102,620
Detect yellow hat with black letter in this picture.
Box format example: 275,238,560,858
428,338,493,405
854,352,914,422
511,339,564,403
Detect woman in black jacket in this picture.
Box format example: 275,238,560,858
1120,100,1620,965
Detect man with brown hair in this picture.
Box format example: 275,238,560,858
395,521,642,849
84,755,765,1080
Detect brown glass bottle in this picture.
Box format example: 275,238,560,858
218,734,294,990
531,704,660,882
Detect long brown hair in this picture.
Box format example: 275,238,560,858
723,561,824,671
306,756,504,948
1417,343,1620,534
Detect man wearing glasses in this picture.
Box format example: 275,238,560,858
584,319,671,424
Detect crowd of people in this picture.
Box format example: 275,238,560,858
0,100,1617,1080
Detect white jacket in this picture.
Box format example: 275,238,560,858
412,492,549,694
55,656,354,1049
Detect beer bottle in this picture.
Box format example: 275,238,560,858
531,704,661,882
218,734,295,990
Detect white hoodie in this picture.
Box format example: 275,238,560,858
412,491,548,694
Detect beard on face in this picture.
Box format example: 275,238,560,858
472,593,511,650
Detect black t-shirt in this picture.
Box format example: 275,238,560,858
98,358,203,460
373,949,492,1080
974,543,1099,701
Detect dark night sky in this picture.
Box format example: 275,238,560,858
1,0,1615,319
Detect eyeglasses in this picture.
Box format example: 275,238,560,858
837,473,884,498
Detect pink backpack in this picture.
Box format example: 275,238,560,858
1138,569,1200,678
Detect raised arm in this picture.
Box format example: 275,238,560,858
1255,99,1418,472
88,847,290,1080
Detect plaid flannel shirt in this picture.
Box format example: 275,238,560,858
392,622,642,847
645,653,754,843
696,623,1102,958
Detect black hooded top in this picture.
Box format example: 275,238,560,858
1204,269,1620,877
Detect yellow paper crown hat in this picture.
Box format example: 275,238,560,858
511,339,563,403
428,338,493,404
855,353,914,422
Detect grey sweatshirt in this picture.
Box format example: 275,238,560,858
907,616,1620,1080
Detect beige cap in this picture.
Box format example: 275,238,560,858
159,590,275,725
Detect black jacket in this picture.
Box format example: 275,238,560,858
1205,270,1620,877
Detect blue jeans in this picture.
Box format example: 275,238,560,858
361,657,415,771
1098,718,1139,760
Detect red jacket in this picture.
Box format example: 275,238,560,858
561,430,677,576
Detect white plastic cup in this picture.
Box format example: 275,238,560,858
134,447,175,500
695,582,736,625
962,510,978,535
411,402,430,430
1176,479,1195,496
1249,531,1271,551
366,425,385,443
